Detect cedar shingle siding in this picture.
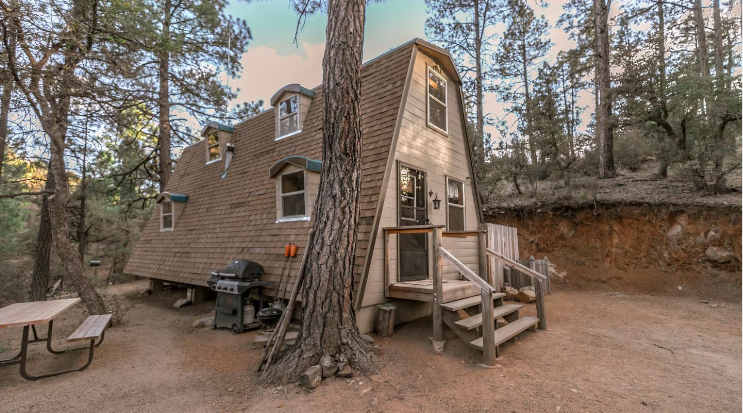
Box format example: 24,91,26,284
124,42,416,295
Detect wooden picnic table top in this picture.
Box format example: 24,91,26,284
0,298,80,329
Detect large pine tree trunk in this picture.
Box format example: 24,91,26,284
0,14,14,183
157,0,172,193
473,0,486,162
263,0,378,383
521,38,537,165
594,0,616,178
30,171,54,302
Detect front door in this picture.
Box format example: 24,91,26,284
398,164,428,282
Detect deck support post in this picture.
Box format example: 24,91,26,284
432,227,443,342
479,289,497,368
530,259,547,330
477,226,488,286
383,230,390,298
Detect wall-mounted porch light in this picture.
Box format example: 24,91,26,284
429,190,441,210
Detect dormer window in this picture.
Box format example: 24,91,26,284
156,192,188,231
161,200,174,231
207,131,221,162
427,66,448,134
278,95,299,138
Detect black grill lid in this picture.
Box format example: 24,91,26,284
215,259,265,279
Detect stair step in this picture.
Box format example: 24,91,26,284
441,293,505,312
454,304,523,330
470,316,539,350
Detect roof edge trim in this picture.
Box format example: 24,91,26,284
270,84,317,106
268,156,322,178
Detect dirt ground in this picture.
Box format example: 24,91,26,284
1,280,740,413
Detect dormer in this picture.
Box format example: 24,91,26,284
201,122,234,164
270,84,316,140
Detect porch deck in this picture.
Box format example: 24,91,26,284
388,279,480,303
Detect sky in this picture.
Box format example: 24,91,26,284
226,0,580,141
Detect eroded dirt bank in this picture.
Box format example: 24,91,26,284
487,204,742,301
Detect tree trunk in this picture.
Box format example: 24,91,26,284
594,0,616,178
30,171,54,302
694,0,710,78
157,0,172,193
712,0,726,193
521,37,536,164
0,12,15,183
473,0,486,162
77,130,88,264
263,0,377,383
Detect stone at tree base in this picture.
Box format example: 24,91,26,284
705,246,734,263
336,362,353,377
173,298,191,308
360,333,375,343
300,365,323,388
516,289,536,303
320,355,338,378
501,286,519,301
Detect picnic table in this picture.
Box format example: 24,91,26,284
0,298,110,380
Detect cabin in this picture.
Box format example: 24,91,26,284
124,38,545,365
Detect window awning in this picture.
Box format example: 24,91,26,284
200,122,234,137
269,84,317,107
156,192,189,203
268,156,322,178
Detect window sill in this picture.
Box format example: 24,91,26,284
276,215,311,223
206,158,222,165
275,129,302,141
160,228,174,232
426,122,448,136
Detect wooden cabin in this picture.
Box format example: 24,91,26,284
124,39,544,364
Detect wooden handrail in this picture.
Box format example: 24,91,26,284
442,230,483,238
484,248,547,281
438,247,496,293
381,225,443,235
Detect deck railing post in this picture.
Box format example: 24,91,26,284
383,230,390,298
477,226,488,286
530,258,547,330
480,289,497,367
432,227,444,342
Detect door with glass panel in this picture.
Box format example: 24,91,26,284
398,164,428,282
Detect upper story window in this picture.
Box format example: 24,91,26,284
278,95,299,138
446,177,465,231
281,171,305,217
161,200,174,231
427,67,448,134
207,131,221,162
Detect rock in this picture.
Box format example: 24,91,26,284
335,353,348,364
320,355,338,378
173,298,191,308
699,299,709,304
516,290,536,304
360,387,372,395
299,365,322,388
360,333,375,343
665,223,684,242
709,303,720,308
502,286,519,301
706,227,722,242
519,285,535,292
705,246,734,263
370,397,378,407
192,316,214,328
336,362,353,377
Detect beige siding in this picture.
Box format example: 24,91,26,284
360,49,480,309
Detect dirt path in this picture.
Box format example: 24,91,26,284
1,281,740,412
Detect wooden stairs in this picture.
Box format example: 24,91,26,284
441,292,540,359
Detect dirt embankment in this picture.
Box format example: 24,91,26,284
487,204,742,301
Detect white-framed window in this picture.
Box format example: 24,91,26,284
427,66,448,133
446,177,465,231
280,170,305,218
207,131,221,162
161,200,174,231
278,95,299,138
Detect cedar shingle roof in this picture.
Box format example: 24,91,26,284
124,40,416,295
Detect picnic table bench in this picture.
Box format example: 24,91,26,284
0,298,112,380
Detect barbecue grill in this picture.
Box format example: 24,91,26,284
207,259,272,335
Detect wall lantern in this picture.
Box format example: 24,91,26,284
429,190,441,210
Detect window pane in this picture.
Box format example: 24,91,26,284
400,195,415,207
448,180,463,205
400,207,415,221
207,132,219,146
428,70,446,103
429,98,447,131
279,113,298,136
280,96,298,117
163,214,173,229
209,145,220,160
448,206,464,231
282,193,305,216
162,201,172,214
281,172,304,194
